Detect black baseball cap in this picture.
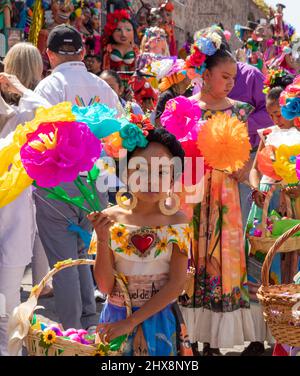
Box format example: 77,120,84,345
47,24,83,55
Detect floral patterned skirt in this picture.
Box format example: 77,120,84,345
181,170,251,311
179,170,255,347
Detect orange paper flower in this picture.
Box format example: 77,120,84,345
196,113,251,173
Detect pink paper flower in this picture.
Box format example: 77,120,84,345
160,96,202,139
20,121,102,187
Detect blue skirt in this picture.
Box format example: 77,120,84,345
100,303,178,356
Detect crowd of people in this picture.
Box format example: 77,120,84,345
0,0,300,357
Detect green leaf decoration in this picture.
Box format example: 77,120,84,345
168,239,178,244
38,335,50,350
31,313,37,326
154,249,162,258
70,196,85,207
115,247,124,253
87,165,100,184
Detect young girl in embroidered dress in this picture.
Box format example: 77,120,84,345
88,128,193,356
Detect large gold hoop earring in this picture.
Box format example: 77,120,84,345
116,188,137,210
159,192,180,216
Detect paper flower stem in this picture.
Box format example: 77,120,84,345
87,171,102,211
74,176,99,212
33,183,91,213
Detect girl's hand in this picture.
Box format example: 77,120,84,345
252,190,266,208
97,319,136,343
283,186,300,199
87,211,113,242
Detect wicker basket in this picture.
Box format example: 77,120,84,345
24,259,132,356
257,224,300,347
247,186,300,253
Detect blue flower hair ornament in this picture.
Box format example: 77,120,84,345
281,97,300,120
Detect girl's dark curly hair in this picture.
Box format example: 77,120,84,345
126,128,185,180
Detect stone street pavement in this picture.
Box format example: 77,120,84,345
21,265,273,356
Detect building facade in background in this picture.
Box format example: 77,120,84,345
131,0,268,50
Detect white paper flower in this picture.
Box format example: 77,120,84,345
265,127,300,148
207,32,222,49
150,59,174,80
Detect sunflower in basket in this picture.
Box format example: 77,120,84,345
42,329,57,345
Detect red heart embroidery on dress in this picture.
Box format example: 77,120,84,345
131,234,155,254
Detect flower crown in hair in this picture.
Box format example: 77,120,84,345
104,9,131,37
185,28,223,75
263,68,287,94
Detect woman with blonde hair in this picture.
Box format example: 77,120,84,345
2,42,43,105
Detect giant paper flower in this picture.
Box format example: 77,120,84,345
161,96,202,139
72,103,123,139
0,102,75,208
14,102,75,148
20,121,102,187
273,144,300,184
257,145,281,181
196,113,251,173
119,122,148,152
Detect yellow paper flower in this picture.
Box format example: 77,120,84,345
0,102,75,208
54,258,73,269
43,329,56,345
31,321,41,331
273,144,300,184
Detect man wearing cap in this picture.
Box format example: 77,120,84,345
33,24,123,331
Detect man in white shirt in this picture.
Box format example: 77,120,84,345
33,24,123,331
